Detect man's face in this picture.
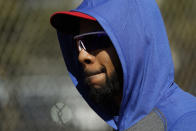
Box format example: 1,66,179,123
76,20,123,114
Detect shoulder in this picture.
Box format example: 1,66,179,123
157,87,196,130
169,111,196,131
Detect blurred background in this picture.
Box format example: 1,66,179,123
0,0,195,131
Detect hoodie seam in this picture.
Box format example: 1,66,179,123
133,0,148,39
154,108,167,131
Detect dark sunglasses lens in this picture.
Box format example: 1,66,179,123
81,34,112,51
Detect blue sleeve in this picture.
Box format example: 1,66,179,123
170,111,196,131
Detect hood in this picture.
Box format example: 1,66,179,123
52,0,175,130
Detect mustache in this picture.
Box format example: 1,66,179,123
83,67,106,77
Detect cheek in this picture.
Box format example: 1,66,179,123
96,51,116,77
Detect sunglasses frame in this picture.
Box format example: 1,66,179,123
74,31,111,52
73,31,106,40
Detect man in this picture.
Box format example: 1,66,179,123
50,0,196,130
75,20,123,116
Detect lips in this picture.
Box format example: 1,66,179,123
83,67,106,86
84,67,106,77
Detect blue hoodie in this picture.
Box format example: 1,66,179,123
51,0,196,130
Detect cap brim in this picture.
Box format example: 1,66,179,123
50,11,96,34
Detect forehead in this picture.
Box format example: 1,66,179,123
79,19,104,34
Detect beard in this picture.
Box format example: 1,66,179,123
86,71,122,116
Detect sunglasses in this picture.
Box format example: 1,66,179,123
73,31,112,52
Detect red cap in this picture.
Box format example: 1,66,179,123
50,11,96,33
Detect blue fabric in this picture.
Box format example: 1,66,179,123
170,111,196,131
54,0,196,130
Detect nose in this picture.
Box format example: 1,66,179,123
78,49,96,65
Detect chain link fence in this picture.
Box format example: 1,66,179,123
0,0,195,131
